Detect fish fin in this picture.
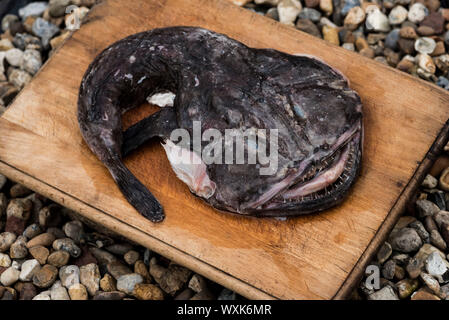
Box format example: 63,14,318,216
108,158,164,222
122,107,178,157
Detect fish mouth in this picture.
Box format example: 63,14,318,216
242,121,363,216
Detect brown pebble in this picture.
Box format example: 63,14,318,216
430,41,445,56
32,264,58,288
9,184,32,198
322,25,340,45
359,47,375,59
420,12,445,34
430,155,449,177
100,273,116,292
47,250,70,267
411,289,440,300
355,37,369,51
19,283,37,300
439,167,449,191
29,245,49,265
296,19,322,38
400,26,418,39
134,260,151,283
26,233,55,248
133,283,164,300
417,25,435,36
398,38,416,54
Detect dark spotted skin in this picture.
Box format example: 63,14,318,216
78,26,363,222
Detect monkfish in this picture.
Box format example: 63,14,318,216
78,27,363,222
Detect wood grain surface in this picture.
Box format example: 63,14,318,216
0,0,449,299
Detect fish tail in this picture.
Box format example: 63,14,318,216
107,158,165,223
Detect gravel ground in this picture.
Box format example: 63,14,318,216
0,0,448,300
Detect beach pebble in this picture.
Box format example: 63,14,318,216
415,37,436,55
32,18,60,48
426,252,448,279
29,246,49,265
59,265,80,288
366,6,390,32
5,49,24,67
19,259,41,281
298,8,321,22
277,0,302,25
368,285,399,300
408,3,429,23
133,283,164,300
389,6,408,25
68,283,88,300
20,49,42,75
52,238,81,257
26,233,55,248
422,174,438,189
0,266,20,286
19,2,49,20
396,278,419,299
47,250,70,267
80,263,100,296
116,273,143,295
0,232,17,252
319,0,333,16
416,199,440,218
50,281,70,300
385,29,400,50
32,290,51,300
344,6,365,30
296,19,322,37
390,228,423,253
49,0,71,18
8,69,32,89
0,253,11,267
33,264,58,288
100,273,116,292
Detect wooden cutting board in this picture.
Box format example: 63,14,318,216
0,0,448,299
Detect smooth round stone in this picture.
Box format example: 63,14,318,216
415,37,436,54
23,224,43,240
0,266,20,286
49,0,71,17
32,290,51,300
296,18,322,38
116,273,143,295
396,279,419,299
408,3,428,23
33,264,58,288
5,49,24,67
47,250,70,267
343,6,365,30
389,5,408,25
29,246,49,265
10,237,28,259
0,232,17,252
124,250,139,265
420,273,440,295
19,2,49,20
366,6,390,32
63,221,84,243
68,283,88,300
422,174,438,189
322,25,340,45
52,238,81,258
319,0,333,15
0,252,11,267
50,281,70,300
444,31,449,46
298,7,321,22
385,29,400,51
20,283,37,300
26,233,55,248
104,243,133,256
19,259,41,281
277,0,302,25
133,283,164,300
59,265,80,288
440,167,449,191
418,53,436,73
107,261,132,280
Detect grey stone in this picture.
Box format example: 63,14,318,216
390,228,423,253
32,18,60,49
116,273,143,295
367,285,399,300
19,2,49,20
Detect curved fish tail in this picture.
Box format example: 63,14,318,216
107,158,165,223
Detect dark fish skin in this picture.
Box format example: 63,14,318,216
78,26,363,222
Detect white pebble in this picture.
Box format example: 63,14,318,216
5,48,24,67
0,252,11,267
415,37,436,55
388,5,408,25
277,0,302,25
19,259,41,281
0,266,20,286
366,6,390,32
408,3,428,23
